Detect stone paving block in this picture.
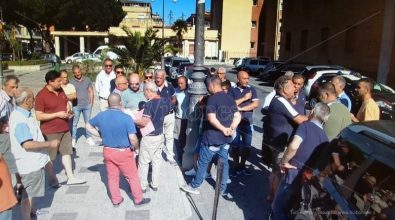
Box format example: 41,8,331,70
66,186,89,194
50,212,78,220
79,167,95,173
88,152,102,157
125,210,150,220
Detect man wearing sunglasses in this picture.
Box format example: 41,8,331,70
110,64,126,93
121,73,147,111
95,58,116,111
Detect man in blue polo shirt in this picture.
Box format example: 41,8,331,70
135,81,171,192
265,75,308,202
181,77,241,195
87,93,150,207
228,71,259,175
272,102,330,220
155,69,177,165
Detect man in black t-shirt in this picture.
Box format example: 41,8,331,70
181,77,241,195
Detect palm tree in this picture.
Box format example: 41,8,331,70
110,27,168,74
171,19,188,54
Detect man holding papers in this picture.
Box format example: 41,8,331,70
135,81,171,192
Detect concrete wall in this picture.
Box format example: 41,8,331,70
261,0,278,59
279,0,395,88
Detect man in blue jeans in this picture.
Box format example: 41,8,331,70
228,71,259,175
181,77,241,195
272,102,330,220
69,64,95,146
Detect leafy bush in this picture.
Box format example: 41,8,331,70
1,63,8,70
4,60,49,66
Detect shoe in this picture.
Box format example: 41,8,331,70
50,182,62,189
150,183,158,191
30,209,49,218
66,177,86,185
184,168,197,176
86,137,96,146
113,198,124,208
180,184,200,195
72,147,76,152
142,187,148,193
221,192,234,200
134,198,151,207
72,139,76,148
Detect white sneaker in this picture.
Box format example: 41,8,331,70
86,137,96,146
71,139,76,148
66,177,86,185
184,168,197,176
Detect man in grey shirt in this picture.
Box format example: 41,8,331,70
69,64,95,146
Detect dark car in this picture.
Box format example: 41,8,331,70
41,53,61,66
290,121,395,220
259,63,308,81
308,73,395,120
258,61,284,78
165,57,190,75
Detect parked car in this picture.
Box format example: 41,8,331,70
307,71,395,120
290,120,395,220
258,61,284,78
165,57,190,75
242,58,270,76
41,53,61,66
235,57,252,71
260,64,344,82
92,45,126,60
74,54,101,63
0,53,13,61
65,52,89,64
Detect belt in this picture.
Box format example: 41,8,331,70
99,96,108,100
146,133,162,136
104,146,130,151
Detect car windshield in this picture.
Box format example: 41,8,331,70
374,82,395,94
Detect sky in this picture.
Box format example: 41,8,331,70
149,0,211,25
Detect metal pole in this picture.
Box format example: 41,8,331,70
182,0,207,170
161,0,165,69
212,159,224,220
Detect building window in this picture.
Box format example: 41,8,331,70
300,29,308,51
285,32,291,51
321,27,329,53
253,0,258,6
345,26,356,54
250,42,255,49
252,21,257,28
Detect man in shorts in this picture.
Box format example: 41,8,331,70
35,70,86,186
9,88,59,220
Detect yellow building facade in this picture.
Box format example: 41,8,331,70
211,0,253,61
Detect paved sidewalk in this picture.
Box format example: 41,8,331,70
10,67,270,220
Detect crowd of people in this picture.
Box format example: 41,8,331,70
0,57,382,220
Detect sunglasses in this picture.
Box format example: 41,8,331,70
145,76,153,79
116,71,124,74
105,65,113,67
130,83,140,86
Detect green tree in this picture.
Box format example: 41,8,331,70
110,27,168,74
171,19,188,54
1,0,125,53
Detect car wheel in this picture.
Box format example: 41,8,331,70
66,59,72,64
260,72,270,80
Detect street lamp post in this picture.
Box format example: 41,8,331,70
182,0,207,170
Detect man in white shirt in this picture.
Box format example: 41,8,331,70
95,58,116,111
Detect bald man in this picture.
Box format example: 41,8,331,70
121,73,147,111
87,93,150,207
228,71,259,176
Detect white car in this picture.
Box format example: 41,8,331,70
92,45,126,60
65,52,89,64
74,54,101,63
304,69,353,97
